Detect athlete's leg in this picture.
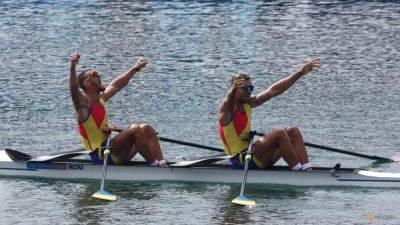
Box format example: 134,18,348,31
285,126,309,165
140,124,165,161
110,124,155,164
252,130,300,168
270,148,282,165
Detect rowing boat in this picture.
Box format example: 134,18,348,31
1,149,400,188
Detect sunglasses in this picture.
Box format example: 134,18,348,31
242,85,254,93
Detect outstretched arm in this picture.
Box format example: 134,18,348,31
101,57,148,102
218,79,247,126
69,52,89,122
250,59,320,108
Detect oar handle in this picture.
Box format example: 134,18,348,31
109,127,122,133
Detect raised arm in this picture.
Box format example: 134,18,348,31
101,57,148,102
218,79,248,126
250,59,320,108
69,52,89,122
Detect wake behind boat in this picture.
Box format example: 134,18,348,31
1,149,400,188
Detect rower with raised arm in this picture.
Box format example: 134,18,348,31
69,52,167,167
217,59,320,171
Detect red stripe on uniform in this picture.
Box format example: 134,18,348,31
233,108,248,135
77,123,93,150
91,100,106,128
217,122,233,155
78,123,89,139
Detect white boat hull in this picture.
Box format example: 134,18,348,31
1,150,400,188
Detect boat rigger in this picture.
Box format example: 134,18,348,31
1,149,400,188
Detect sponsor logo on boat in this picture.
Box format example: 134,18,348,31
68,164,83,170
27,162,67,170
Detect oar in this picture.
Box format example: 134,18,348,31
253,131,394,163
158,137,224,152
231,131,256,206
114,126,393,162
112,127,225,152
92,133,117,201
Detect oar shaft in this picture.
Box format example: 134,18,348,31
112,127,225,153
240,155,250,196
99,133,112,191
239,135,255,196
158,137,224,152
253,131,393,162
100,151,109,191
92,132,117,201
303,142,389,161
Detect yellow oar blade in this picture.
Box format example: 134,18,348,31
92,189,117,201
231,195,255,206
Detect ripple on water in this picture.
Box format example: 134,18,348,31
1,1,400,224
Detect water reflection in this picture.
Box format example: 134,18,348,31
212,185,307,224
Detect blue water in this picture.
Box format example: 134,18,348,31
1,1,400,224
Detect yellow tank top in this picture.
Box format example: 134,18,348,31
77,97,109,151
217,104,252,155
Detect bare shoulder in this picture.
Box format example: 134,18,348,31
81,92,91,106
218,100,233,126
76,93,91,122
219,98,229,112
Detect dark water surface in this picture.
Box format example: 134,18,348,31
1,1,400,224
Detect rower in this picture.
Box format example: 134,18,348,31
69,52,167,167
217,59,320,171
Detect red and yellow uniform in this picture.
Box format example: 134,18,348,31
77,97,118,164
217,104,265,169
78,97,109,151
218,104,252,155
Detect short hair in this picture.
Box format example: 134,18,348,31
78,69,91,89
231,73,251,85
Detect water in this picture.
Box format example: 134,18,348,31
1,0,400,224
